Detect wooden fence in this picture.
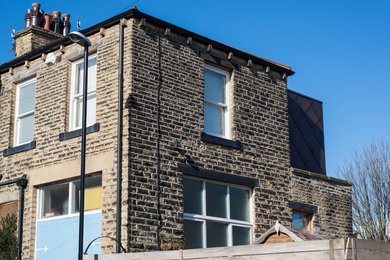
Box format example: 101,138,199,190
84,238,390,260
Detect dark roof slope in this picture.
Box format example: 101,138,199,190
0,8,294,76
253,221,323,244
288,89,326,175
285,226,322,241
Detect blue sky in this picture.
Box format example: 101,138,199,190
1,0,389,177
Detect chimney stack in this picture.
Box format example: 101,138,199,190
14,3,72,57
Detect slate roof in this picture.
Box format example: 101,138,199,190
253,221,323,244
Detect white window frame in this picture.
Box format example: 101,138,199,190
183,177,253,248
204,64,231,139
69,54,97,131
14,78,36,146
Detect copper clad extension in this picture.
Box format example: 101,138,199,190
23,3,71,36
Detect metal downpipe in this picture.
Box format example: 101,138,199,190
116,18,124,253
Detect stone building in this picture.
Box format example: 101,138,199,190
0,3,352,259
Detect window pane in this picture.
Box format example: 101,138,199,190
74,176,102,213
184,220,203,249
204,68,226,103
74,96,83,129
206,183,227,218
292,212,310,231
204,103,224,136
18,82,36,114
233,226,251,246
18,114,34,144
42,183,69,218
230,187,250,222
74,94,96,129
87,93,96,126
75,63,83,95
88,57,97,92
183,178,203,215
206,221,227,247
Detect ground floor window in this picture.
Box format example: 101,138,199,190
35,175,102,259
183,177,252,249
292,211,312,232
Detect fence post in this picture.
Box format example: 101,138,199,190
329,239,334,260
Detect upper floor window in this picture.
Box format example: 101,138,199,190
70,54,97,131
14,78,36,146
204,65,230,139
183,177,252,249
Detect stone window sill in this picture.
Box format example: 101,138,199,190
201,132,241,149
3,140,36,157
59,123,100,141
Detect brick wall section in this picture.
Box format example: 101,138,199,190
126,18,291,251
290,168,353,238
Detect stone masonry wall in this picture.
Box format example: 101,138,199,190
126,18,292,251
0,23,123,258
290,168,353,238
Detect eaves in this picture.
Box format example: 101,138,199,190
0,8,294,76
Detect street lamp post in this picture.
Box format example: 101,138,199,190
69,31,91,260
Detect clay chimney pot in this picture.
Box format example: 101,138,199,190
44,13,52,30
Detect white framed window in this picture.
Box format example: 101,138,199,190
37,175,102,219
14,78,36,146
35,175,102,259
70,54,97,131
183,177,252,249
204,64,231,139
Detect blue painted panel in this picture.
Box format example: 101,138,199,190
35,212,101,260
